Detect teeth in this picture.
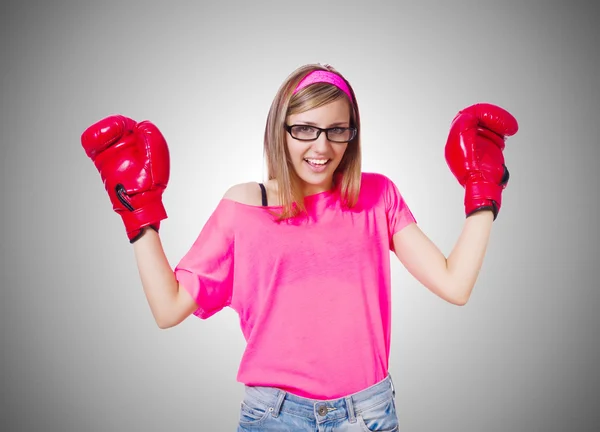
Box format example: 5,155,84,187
306,159,328,165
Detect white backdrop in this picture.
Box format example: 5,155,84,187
1,0,598,431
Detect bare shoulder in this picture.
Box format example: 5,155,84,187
223,182,263,206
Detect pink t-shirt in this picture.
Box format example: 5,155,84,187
174,172,416,399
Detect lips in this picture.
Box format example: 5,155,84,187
303,158,331,173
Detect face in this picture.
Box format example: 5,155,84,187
285,97,351,195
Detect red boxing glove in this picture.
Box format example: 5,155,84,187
81,115,170,242
445,103,518,220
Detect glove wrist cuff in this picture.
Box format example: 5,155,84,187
465,181,502,220
120,200,168,239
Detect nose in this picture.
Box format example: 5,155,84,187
312,131,332,153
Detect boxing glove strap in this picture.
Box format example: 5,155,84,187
121,200,168,234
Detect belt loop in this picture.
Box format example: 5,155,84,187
388,372,396,398
345,396,357,424
271,390,286,418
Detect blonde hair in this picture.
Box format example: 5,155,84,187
264,64,362,220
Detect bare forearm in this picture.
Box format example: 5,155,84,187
446,210,494,303
133,228,179,327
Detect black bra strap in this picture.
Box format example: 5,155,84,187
258,183,268,206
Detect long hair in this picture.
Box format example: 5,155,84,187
264,64,362,220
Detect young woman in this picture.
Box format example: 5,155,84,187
81,63,518,431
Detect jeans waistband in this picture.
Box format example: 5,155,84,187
242,373,396,422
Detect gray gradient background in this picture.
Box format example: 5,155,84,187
1,0,598,431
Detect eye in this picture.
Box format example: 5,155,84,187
330,127,345,134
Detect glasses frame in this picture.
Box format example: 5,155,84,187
285,124,357,143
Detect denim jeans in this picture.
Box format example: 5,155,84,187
237,374,399,431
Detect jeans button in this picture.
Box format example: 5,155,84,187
317,405,327,416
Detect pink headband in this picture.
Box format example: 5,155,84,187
293,70,353,102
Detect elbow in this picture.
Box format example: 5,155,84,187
449,284,472,306
154,311,178,330
154,307,188,329
451,295,470,306
440,292,469,306
151,287,186,330
436,280,471,306
155,316,172,329
156,320,173,330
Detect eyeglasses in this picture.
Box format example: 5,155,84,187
285,124,357,143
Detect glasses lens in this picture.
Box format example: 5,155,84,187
291,125,319,140
327,128,355,142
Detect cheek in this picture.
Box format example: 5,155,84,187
286,147,305,169
286,139,308,162
334,145,349,160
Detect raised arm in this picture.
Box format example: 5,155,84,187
393,103,518,305
81,115,197,328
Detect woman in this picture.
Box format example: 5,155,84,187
81,63,518,431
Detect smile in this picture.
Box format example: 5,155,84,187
304,158,331,173
305,158,330,166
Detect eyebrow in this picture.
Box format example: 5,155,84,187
298,121,350,127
